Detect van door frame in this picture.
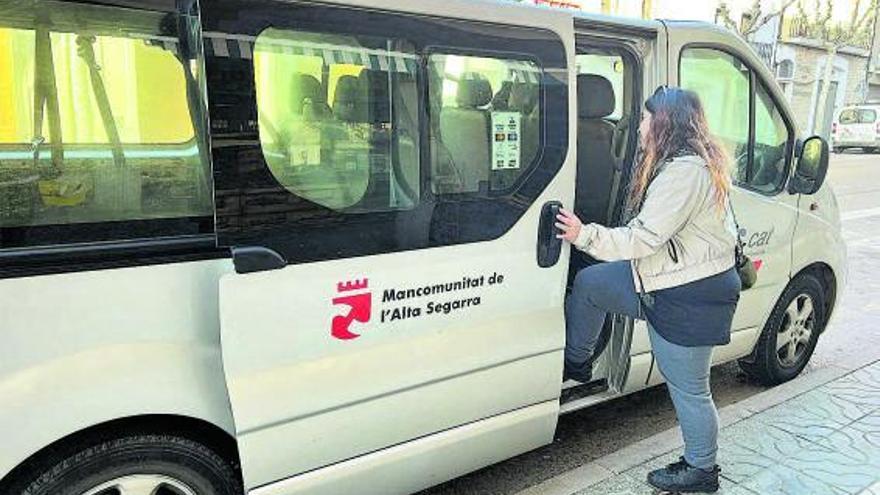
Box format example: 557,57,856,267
563,17,663,409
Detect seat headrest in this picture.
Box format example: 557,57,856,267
456,74,493,109
291,74,326,114
577,74,615,119
333,75,365,123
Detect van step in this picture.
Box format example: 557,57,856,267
560,378,608,404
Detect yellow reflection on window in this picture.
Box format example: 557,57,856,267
0,27,193,144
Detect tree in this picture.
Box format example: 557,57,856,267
790,0,879,133
716,0,798,38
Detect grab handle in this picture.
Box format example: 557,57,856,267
537,201,563,268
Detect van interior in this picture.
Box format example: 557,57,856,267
564,44,642,401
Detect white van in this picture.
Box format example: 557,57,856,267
0,1,846,494
832,104,880,153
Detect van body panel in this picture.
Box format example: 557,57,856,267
248,401,558,495
211,0,577,489
0,259,236,480
792,181,848,319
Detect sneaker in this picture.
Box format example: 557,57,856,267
563,358,592,383
646,456,720,493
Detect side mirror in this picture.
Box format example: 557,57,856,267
789,135,829,195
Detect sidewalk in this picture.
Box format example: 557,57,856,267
518,358,880,495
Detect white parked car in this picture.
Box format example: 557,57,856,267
832,104,880,153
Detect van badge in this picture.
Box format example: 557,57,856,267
332,278,372,340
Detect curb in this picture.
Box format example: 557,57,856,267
514,356,880,495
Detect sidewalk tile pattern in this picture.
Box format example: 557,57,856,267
575,360,880,495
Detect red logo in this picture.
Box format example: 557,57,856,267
331,279,371,340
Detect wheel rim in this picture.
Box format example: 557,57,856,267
82,474,198,495
776,294,816,368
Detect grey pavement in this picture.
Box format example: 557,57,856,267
518,358,880,495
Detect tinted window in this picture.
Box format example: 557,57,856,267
205,0,568,264
428,54,541,194
253,28,419,212
0,0,212,248
680,48,750,184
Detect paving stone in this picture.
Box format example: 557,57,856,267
753,392,852,441
815,426,880,473
720,417,827,457
857,480,880,495
737,462,848,495
850,411,880,434
768,430,879,493
715,442,778,485
820,367,880,412
573,474,654,495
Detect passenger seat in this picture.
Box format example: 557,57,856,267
575,74,617,225
439,74,493,193
292,74,331,120
332,75,366,123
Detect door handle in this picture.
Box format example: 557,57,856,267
537,201,564,268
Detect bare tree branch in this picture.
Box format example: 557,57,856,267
744,0,798,36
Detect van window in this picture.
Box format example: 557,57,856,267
839,109,859,124
253,28,420,211
681,47,793,194
859,109,877,123
752,82,791,192
207,0,568,264
428,54,541,194
680,48,750,184
0,0,212,249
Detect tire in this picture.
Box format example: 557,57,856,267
18,434,241,495
739,274,826,386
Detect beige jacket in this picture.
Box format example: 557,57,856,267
574,155,737,293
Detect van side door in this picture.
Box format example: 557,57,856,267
201,0,575,491
667,24,798,356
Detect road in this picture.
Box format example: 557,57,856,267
419,150,880,495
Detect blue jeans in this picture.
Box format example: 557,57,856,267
565,261,719,469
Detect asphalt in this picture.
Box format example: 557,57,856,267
419,151,880,495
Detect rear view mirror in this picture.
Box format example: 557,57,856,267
789,136,829,195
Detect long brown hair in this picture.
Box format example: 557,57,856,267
628,87,731,212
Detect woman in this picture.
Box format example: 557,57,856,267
555,86,741,494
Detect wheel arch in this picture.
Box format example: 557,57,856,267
0,414,242,494
793,261,837,331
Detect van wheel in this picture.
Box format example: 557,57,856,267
739,274,826,386
20,434,241,495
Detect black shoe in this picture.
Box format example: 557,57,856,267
563,358,592,383
647,456,720,493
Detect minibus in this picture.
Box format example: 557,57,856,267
0,0,846,494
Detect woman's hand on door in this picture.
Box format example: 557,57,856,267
556,208,583,244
